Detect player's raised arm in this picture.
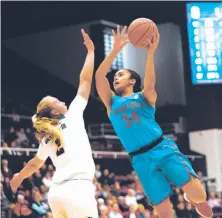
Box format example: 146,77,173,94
142,33,160,107
77,29,95,102
10,155,45,192
95,25,129,110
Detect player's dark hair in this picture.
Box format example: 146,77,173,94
125,69,142,92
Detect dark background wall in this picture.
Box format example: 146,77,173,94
2,22,186,107
2,1,222,131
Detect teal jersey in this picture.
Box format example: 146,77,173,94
109,92,163,153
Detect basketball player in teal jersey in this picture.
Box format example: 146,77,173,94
95,25,213,218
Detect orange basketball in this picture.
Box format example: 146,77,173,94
128,18,158,49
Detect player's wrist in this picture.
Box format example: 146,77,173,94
147,51,154,58
111,47,121,54
87,50,94,54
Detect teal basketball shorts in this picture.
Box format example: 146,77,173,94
131,137,198,205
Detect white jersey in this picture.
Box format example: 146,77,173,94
36,95,95,184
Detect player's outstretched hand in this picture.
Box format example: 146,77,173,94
112,25,129,52
148,32,160,53
81,29,95,52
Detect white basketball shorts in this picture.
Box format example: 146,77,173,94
48,179,98,218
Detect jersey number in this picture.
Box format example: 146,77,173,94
55,139,65,156
121,110,141,128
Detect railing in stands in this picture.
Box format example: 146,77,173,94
88,123,178,141
1,113,31,120
2,113,181,142
0,147,203,161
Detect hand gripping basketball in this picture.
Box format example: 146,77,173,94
128,18,159,49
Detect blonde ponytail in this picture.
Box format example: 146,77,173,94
33,97,64,150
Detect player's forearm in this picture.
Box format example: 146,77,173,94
144,52,156,89
79,51,95,81
17,158,41,181
96,49,119,77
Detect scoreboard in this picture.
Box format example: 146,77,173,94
186,2,222,85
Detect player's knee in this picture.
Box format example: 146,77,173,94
154,198,174,218
183,176,207,203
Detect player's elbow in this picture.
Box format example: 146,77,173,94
95,69,106,78
95,75,102,88
80,74,92,83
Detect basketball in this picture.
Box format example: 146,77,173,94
128,18,158,48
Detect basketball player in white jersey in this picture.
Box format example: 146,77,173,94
10,29,98,218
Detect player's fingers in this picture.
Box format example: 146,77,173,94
151,35,155,44
117,25,120,35
85,35,91,43
81,29,90,42
142,38,151,48
81,29,86,36
112,29,116,37
151,33,158,44
157,33,160,41
154,33,160,44
121,26,127,35
81,29,87,40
